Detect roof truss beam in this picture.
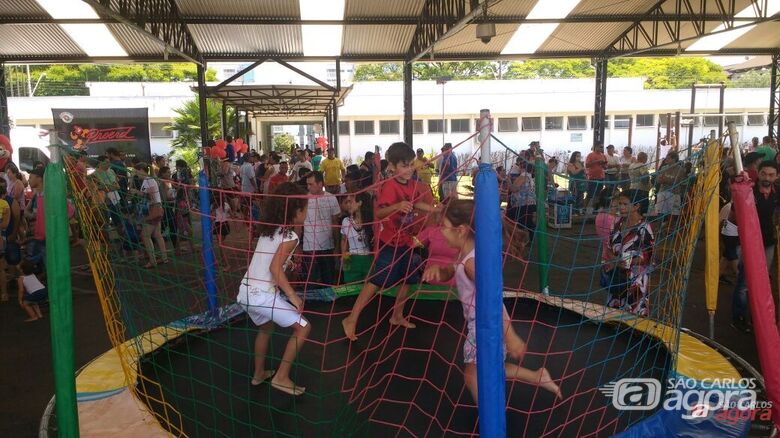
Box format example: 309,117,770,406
407,0,476,62
603,0,778,57
81,0,203,64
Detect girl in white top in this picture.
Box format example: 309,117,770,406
340,193,371,256
134,163,168,268
237,182,311,396
422,200,561,401
17,260,47,322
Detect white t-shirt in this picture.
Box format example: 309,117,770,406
242,229,298,291
341,217,370,255
23,274,45,294
720,203,739,237
291,161,313,182
605,154,620,175
303,192,341,251
240,162,256,193
141,177,161,204
215,202,231,223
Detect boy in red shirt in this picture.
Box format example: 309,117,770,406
267,161,290,193
342,142,438,341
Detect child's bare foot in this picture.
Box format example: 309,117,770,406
270,376,305,396
389,315,416,329
251,370,276,386
506,336,527,361
342,317,358,341
537,368,562,399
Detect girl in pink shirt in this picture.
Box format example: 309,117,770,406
416,213,459,286
422,200,561,402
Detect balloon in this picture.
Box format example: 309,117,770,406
210,147,226,159
316,136,328,148
215,139,227,150
0,134,13,169
238,142,248,154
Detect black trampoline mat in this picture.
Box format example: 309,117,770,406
138,296,670,437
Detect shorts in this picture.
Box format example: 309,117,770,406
237,284,309,328
463,326,508,364
25,288,48,304
722,235,740,261
369,244,421,288
655,191,681,216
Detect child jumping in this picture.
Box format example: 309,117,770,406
422,200,561,401
237,182,311,396
342,142,438,341
18,260,47,322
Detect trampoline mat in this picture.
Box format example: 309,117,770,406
138,296,671,437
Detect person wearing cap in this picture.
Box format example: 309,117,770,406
320,147,345,195
437,143,459,201
412,148,434,186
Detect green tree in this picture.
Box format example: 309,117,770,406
608,57,727,89
730,69,771,88
273,133,295,151
504,59,594,79
353,61,514,81
353,63,403,81
165,99,235,150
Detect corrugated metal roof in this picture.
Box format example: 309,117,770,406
435,23,516,55
726,22,780,50
345,0,425,18
342,25,415,55
0,0,47,17
538,22,632,53
0,24,84,56
572,0,656,16
487,0,538,17
189,24,303,55
175,0,299,17
107,24,165,56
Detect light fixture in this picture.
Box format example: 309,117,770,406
501,0,582,54
299,0,345,56
34,0,127,57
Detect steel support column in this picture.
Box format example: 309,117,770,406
770,54,780,142
403,61,414,147
719,83,725,140
0,63,8,137
234,108,240,140
220,102,228,139
334,59,341,155
197,64,209,148
593,59,608,146
244,112,250,144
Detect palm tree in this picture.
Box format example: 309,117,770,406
165,99,236,149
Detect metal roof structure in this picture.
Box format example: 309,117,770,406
1,0,779,64
197,84,351,116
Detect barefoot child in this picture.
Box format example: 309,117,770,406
237,182,311,396
342,142,438,341
18,260,47,322
422,200,561,401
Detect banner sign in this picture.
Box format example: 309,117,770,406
51,108,151,163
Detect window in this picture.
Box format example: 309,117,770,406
412,119,424,134
725,114,744,126
521,117,540,131
428,119,445,133
450,118,470,133
636,114,654,127
657,114,677,127
544,116,563,130
683,116,701,127
18,147,49,172
379,120,400,134
567,116,586,130
748,114,766,126
150,122,172,138
338,121,350,135
498,117,518,132
703,116,721,126
354,120,375,135
614,115,631,129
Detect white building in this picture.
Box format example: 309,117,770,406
7,78,773,163
211,62,355,87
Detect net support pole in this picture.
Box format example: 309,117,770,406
198,63,219,313
45,146,80,437
475,109,506,437
535,158,549,296
703,139,721,340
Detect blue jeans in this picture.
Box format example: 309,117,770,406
732,244,775,322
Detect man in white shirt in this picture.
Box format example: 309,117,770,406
302,171,341,287
604,144,620,186
291,149,313,182
618,146,635,191
240,153,258,194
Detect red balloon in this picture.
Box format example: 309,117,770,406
215,139,227,150
238,142,248,154
316,136,328,147
0,134,13,170
210,147,226,159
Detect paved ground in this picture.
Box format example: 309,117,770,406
0,230,766,437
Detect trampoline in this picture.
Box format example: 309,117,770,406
133,294,673,437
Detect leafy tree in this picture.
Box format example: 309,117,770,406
608,57,727,89
730,69,771,88
273,133,295,151
165,99,235,150
353,63,403,81
353,61,513,81
504,59,593,79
